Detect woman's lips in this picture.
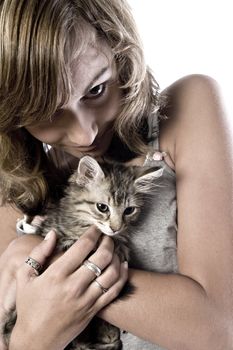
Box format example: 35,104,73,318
64,145,98,153
66,140,99,151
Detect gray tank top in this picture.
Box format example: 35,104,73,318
121,115,178,349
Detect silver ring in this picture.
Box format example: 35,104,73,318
25,257,42,275
83,260,102,277
94,280,108,294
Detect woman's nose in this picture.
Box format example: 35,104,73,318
69,120,97,146
65,102,98,146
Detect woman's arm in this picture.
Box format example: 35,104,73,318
0,205,26,318
99,75,233,350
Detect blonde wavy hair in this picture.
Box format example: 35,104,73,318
0,0,161,213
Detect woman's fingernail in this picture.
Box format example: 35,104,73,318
44,230,53,240
123,261,128,268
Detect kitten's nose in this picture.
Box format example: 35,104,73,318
110,224,122,233
110,213,123,233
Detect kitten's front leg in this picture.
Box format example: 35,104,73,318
113,237,130,262
55,237,77,252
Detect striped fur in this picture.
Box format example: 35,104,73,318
37,156,163,261
3,156,163,350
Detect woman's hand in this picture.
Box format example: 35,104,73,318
9,227,128,350
0,234,44,350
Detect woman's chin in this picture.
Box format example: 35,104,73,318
66,147,105,159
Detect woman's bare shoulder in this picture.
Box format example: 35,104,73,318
161,73,220,102
159,74,230,164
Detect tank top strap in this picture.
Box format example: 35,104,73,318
147,112,160,150
145,114,175,176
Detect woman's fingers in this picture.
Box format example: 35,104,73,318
85,234,115,271
16,225,127,311
95,260,128,311
17,230,57,281
84,253,121,300
76,254,128,309
70,234,114,287
48,226,103,276
95,254,122,291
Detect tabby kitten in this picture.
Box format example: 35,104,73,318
3,156,163,350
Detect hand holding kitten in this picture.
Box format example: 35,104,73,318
6,227,127,350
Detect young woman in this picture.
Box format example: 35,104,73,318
0,0,232,349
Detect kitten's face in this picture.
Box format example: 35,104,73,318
80,184,141,236
70,156,163,237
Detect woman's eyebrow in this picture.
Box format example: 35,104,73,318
85,66,109,92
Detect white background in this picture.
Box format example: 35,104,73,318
128,0,233,132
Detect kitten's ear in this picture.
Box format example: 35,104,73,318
74,156,105,186
135,167,163,192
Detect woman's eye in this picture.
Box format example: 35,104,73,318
85,83,106,99
96,203,109,213
124,207,136,216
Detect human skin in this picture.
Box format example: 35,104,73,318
98,75,233,349
8,229,128,350
25,44,121,160
0,58,232,349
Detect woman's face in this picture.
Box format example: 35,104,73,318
26,44,121,158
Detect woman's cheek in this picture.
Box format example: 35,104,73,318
26,125,64,144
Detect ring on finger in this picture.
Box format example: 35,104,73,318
25,257,42,275
83,260,102,277
94,279,109,294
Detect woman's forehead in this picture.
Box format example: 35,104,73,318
70,41,114,73
69,44,115,94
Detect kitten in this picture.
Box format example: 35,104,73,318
3,156,163,350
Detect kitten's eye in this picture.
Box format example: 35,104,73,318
124,207,136,216
96,203,109,213
85,83,106,99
